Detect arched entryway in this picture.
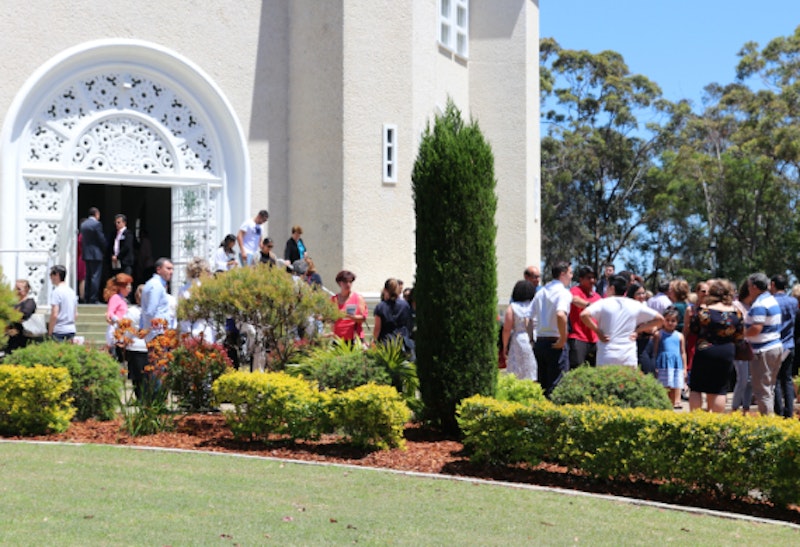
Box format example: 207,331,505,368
0,39,250,303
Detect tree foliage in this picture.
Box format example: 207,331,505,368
539,38,669,275
541,26,800,285
412,100,497,432
177,265,338,370
0,268,21,350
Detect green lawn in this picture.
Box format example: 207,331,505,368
1,442,798,545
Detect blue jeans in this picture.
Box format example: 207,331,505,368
52,333,75,343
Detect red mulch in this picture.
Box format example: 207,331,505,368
9,414,800,525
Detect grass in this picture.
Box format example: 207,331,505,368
1,442,798,546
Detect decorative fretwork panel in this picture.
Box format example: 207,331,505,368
171,184,220,290
22,177,73,305
27,72,217,175
72,117,175,174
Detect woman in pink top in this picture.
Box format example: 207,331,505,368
330,270,368,345
104,273,133,356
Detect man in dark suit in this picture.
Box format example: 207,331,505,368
80,207,107,304
111,214,135,276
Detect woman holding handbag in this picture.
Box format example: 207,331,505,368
5,279,38,353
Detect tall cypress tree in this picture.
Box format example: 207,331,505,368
412,100,498,433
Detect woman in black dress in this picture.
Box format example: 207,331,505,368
688,279,744,413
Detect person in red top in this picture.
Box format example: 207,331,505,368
331,270,368,345
568,265,601,368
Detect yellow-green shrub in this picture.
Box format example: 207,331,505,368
456,396,800,507
331,383,411,450
212,370,327,441
0,364,75,435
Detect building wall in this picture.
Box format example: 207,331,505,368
0,0,268,232
0,0,540,302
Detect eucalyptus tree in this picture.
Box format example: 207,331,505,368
540,38,670,274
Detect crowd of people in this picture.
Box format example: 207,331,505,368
501,262,799,417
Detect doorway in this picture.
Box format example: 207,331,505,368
77,184,171,292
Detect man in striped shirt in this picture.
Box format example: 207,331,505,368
745,272,784,415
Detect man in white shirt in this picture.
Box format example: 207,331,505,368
48,265,78,342
581,276,663,367
646,281,672,314
237,209,269,265
530,261,573,397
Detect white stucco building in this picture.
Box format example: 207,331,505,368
0,0,540,304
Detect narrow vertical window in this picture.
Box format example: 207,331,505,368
438,0,468,58
383,124,398,184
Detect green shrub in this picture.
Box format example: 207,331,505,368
367,337,419,398
456,396,800,508
496,372,546,406
6,341,123,420
413,100,498,432
212,370,328,441
331,383,411,450
290,340,391,392
178,265,338,370
167,336,233,412
0,364,75,435
0,268,21,350
550,365,671,410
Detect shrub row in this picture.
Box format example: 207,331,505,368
0,365,75,435
213,371,411,450
457,396,800,507
5,341,122,421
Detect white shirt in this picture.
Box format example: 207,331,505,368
238,218,263,255
647,292,672,314
584,297,660,366
530,279,572,338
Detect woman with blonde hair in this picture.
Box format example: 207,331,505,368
179,257,213,340
103,272,133,354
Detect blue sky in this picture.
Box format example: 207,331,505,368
540,1,800,108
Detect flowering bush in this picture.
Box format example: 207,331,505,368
167,336,232,412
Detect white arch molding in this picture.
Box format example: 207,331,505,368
0,39,250,299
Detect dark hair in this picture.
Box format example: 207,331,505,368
50,265,67,281
262,237,274,247
577,265,596,279
771,274,788,291
384,278,401,302
738,279,750,302
154,257,172,270
88,207,99,217
658,280,670,293
258,209,269,220
114,213,127,223
662,306,680,320
550,261,571,280
335,270,356,283
511,280,536,303
220,234,236,248
609,275,628,296
616,270,633,285
625,281,644,299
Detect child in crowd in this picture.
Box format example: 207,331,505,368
652,306,687,409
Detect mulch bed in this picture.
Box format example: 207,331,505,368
8,414,800,525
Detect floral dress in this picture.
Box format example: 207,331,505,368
689,306,743,394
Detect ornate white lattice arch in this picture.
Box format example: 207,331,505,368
1,40,250,300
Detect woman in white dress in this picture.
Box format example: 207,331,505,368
501,280,538,381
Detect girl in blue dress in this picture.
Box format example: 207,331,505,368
653,306,687,409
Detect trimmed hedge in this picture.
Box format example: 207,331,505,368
551,365,671,410
212,371,410,450
457,396,800,507
212,370,327,442
331,383,410,450
5,341,123,421
0,364,75,435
